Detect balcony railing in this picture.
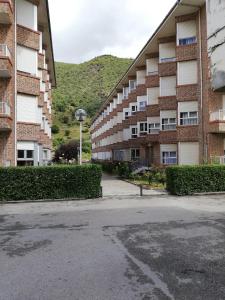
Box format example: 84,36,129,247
210,110,225,122
0,101,10,116
0,44,11,59
160,57,176,63
211,156,225,165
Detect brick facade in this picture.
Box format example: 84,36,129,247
0,0,55,167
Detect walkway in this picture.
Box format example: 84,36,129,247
101,173,167,197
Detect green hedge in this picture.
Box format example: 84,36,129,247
0,164,102,201
166,165,225,195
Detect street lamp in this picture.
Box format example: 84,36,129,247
75,109,87,165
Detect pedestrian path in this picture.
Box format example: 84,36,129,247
101,173,167,197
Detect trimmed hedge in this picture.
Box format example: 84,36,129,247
166,165,225,195
0,164,102,201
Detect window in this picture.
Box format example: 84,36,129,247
160,76,176,97
139,101,147,111
17,94,38,123
17,45,37,75
149,123,160,134
162,118,176,131
131,105,137,115
146,58,158,75
17,149,34,166
125,111,129,120
123,87,129,99
131,127,138,138
140,122,148,135
131,149,140,161
177,61,198,85
159,42,176,63
129,80,136,92
162,151,177,165
180,111,198,125
179,36,197,46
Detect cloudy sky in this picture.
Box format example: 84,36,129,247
48,0,175,64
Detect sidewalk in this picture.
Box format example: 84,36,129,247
101,173,167,197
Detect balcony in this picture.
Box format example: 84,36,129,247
0,44,12,78
0,100,12,132
209,109,225,133
0,0,13,24
0,101,10,116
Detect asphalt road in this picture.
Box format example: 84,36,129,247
1,194,225,300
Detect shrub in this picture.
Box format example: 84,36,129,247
116,162,131,178
0,164,102,201
65,129,70,137
166,165,225,195
51,124,60,134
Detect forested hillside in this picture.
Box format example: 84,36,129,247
52,55,133,150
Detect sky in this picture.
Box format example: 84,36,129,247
48,0,175,64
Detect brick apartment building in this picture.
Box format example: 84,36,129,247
91,0,225,166
0,0,55,166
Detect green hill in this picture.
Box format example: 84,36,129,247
52,55,133,153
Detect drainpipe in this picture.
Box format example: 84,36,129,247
198,8,205,163
14,0,17,166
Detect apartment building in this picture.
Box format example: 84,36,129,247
0,0,55,166
91,0,225,166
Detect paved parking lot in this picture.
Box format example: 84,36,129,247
1,193,225,300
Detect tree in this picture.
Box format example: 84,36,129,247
53,140,79,163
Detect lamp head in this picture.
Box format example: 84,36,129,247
75,109,87,122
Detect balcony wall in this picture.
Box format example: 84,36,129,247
0,0,13,24
17,72,40,96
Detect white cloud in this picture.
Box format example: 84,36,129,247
48,0,175,63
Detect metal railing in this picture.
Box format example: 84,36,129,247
210,109,225,122
211,156,225,165
0,44,11,59
163,157,177,165
0,101,10,116
160,57,176,63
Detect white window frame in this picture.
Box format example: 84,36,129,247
131,148,140,161
180,111,198,126
129,80,137,93
139,122,148,135
162,118,176,131
149,123,160,134
162,151,177,165
131,126,138,139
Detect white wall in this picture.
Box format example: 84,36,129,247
177,61,198,85
17,45,37,75
160,76,176,97
17,0,37,30
178,142,199,165
17,94,38,123
207,0,225,90
177,20,197,44
147,87,159,105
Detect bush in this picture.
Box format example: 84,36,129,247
166,165,225,195
0,164,102,201
116,162,132,178
52,124,60,134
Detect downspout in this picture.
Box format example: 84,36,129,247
14,0,17,166
198,8,205,163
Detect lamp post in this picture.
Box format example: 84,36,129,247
75,109,87,165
